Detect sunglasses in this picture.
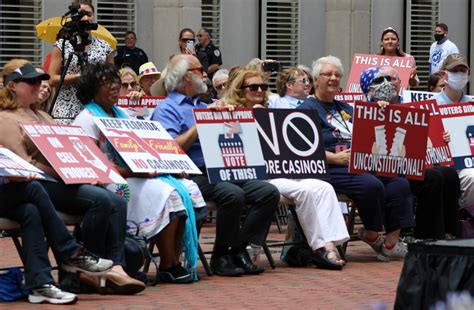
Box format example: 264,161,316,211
121,82,137,88
292,78,310,84
372,75,392,85
242,84,269,91
180,38,194,42
215,82,227,90
187,67,204,75
17,78,42,85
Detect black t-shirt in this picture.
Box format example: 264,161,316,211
115,46,148,74
195,41,222,79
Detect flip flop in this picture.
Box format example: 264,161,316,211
312,249,344,270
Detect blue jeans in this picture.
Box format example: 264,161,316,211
40,181,127,265
327,166,415,233
0,181,80,289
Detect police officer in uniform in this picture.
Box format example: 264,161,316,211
115,31,149,74
195,28,222,80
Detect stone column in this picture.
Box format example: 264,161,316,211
152,0,201,69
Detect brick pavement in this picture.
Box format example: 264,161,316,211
0,225,403,309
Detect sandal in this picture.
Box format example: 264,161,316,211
312,249,344,270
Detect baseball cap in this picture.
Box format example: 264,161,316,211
441,53,470,71
3,63,50,85
138,62,161,82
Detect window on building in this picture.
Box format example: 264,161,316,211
96,0,135,48
201,0,221,47
406,0,439,89
261,0,299,69
0,0,43,68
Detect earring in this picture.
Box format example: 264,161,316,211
396,46,400,50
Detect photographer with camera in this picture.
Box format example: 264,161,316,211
48,0,114,125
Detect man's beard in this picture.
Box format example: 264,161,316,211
190,74,208,94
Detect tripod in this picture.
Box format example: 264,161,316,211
47,33,90,116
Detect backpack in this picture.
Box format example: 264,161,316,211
0,268,29,301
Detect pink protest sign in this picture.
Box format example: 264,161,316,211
22,123,126,184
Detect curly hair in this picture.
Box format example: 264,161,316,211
0,58,30,110
222,69,268,108
76,62,119,104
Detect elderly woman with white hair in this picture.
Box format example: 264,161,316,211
299,55,415,262
212,69,229,99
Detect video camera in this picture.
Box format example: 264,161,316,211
61,3,98,51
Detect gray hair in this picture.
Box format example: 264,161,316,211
212,69,229,86
297,64,311,77
245,58,263,71
164,59,189,91
312,55,344,78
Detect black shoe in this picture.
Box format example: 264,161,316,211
158,264,194,284
210,255,244,277
232,251,265,275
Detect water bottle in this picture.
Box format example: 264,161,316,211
246,244,262,265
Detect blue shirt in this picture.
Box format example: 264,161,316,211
433,89,471,105
299,97,353,153
151,91,208,168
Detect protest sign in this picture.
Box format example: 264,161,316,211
406,100,453,167
193,108,267,183
345,53,415,95
0,147,56,181
438,103,474,169
253,109,328,179
334,92,365,106
349,101,429,180
402,90,474,103
22,124,126,184
94,117,201,174
116,96,164,119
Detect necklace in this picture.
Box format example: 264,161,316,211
318,97,352,134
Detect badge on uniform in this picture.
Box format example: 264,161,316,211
214,49,220,57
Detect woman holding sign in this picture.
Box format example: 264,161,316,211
0,58,145,295
378,27,419,88
299,56,415,262
223,69,350,270
73,62,207,284
361,67,461,240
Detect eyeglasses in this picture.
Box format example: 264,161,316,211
242,84,269,91
319,72,343,79
372,75,392,85
292,78,310,84
215,82,227,90
121,82,137,88
187,67,204,75
17,78,42,85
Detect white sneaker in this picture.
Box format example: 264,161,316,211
376,241,408,262
358,228,384,254
28,283,77,304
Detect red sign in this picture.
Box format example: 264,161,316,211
406,100,453,168
334,92,365,105
345,53,415,94
21,123,126,184
349,101,430,180
116,96,165,108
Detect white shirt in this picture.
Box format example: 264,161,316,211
429,38,459,74
268,94,303,109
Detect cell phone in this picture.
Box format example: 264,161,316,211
263,61,281,73
186,40,195,52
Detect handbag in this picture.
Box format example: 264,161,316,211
0,268,29,301
124,221,159,285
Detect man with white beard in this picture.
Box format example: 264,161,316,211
151,54,280,277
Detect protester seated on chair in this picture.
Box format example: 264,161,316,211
0,179,114,304
0,58,144,295
360,66,461,240
298,55,415,261
73,62,207,284
222,68,350,270
119,67,142,99
151,54,280,277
